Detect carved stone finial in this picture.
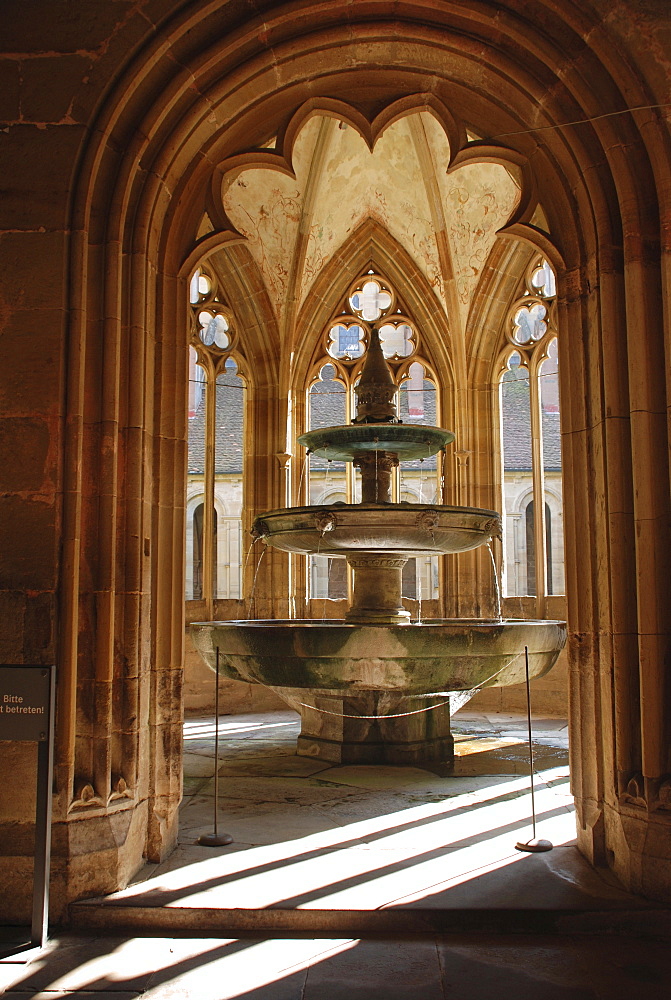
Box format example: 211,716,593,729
353,327,398,423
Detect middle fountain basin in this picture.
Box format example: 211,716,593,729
252,503,501,556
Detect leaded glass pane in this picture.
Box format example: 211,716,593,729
213,369,244,599
501,355,533,596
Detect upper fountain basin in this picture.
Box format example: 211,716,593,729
190,619,567,697
298,423,454,461
253,503,500,556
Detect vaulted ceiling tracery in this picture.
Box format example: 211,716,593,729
206,107,526,358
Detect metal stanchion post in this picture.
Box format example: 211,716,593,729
198,646,233,847
515,645,552,853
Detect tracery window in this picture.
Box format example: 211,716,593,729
499,258,564,598
186,267,245,605
307,271,440,602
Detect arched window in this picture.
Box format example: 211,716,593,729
186,267,245,609
499,258,564,598
306,271,441,602
190,502,218,601
525,500,552,596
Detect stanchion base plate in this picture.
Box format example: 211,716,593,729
515,838,553,853
197,832,234,847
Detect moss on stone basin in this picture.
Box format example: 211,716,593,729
190,618,566,699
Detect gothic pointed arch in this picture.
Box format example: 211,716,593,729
27,1,670,916
294,218,454,395
192,243,281,389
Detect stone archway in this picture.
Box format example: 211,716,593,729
7,3,666,917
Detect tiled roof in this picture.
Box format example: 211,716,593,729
501,376,561,471
187,374,244,474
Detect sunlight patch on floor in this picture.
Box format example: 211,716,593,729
115,765,573,911
453,735,526,756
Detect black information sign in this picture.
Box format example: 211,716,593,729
0,664,55,949
0,666,51,742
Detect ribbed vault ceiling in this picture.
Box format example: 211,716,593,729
217,111,522,343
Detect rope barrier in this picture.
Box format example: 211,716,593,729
293,648,525,720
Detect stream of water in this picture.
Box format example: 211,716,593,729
249,545,268,612
487,540,503,620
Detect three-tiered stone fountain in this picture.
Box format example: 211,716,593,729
191,329,566,765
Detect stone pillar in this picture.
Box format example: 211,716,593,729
296,692,454,765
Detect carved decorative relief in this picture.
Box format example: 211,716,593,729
622,772,647,808
109,776,133,802
482,517,502,538
315,512,337,534
416,509,440,531
654,777,671,811
347,555,408,570
70,782,104,810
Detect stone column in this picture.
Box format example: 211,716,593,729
353,451,398,503
345,553,410,623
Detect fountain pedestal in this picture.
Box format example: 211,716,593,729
294,691,453,764
190,618,566,766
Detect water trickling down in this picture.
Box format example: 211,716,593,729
488,540,503,621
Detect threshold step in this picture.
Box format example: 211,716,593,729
67,902,671,939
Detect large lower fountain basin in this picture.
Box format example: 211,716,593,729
191,619,566,764
253,504,500,556
190,618,566,697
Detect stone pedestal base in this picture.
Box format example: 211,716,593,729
295,692,454,765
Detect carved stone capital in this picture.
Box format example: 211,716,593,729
353,452,399,473
347,555,408,570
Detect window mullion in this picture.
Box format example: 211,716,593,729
529,354,547,615
202,366,216,615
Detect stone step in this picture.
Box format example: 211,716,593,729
67,901,671,939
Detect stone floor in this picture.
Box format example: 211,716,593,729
1,709,669,998
2,930,670,999
72,709,629,916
